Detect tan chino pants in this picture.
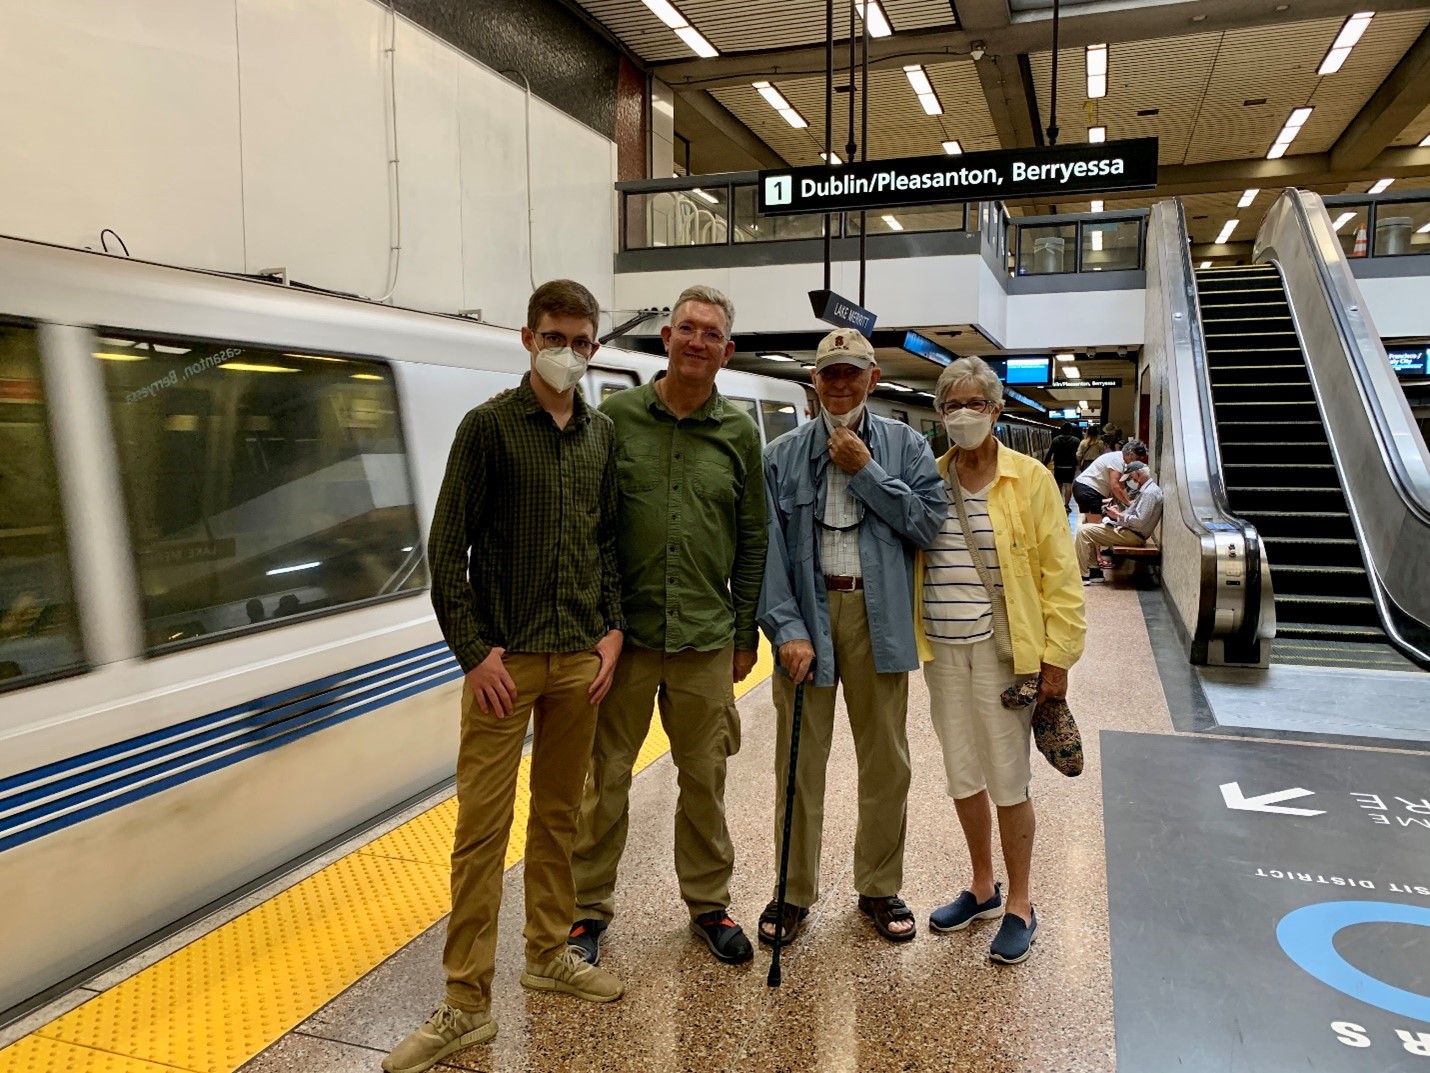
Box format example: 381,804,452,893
442,651,599,1013
771,590,911,908
1076,522,1147,574
572,643,741,922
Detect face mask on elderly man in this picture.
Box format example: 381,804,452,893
823,404,865,432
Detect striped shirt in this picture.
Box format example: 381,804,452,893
922,481,1001,644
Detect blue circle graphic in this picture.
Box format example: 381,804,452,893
1277,901,1430,1023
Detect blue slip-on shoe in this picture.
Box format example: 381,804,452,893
989,907,1038,964
928,882,1003,933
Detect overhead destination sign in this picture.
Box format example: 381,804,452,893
809,289,876,334
1053,377,1124,389
758,138,1158,216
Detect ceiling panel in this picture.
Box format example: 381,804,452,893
1393,101,1430,147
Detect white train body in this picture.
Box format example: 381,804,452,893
0,236,806,1014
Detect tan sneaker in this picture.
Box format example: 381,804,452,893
520,945,624,1002
381,1003,496,1073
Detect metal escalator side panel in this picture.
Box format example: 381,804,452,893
1254,191,1430,668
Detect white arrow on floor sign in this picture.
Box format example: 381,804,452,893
1220,782,1326,817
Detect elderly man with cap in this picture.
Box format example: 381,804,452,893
1077,461,1164,583
1070,438,1149,518
756,328,947,946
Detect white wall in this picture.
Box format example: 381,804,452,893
0,0,618,329
1358,275,1430,339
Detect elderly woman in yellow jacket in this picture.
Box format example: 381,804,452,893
914,356,1086,965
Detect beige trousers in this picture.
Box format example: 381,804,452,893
443,651,599,1013
1076,522,1147,574
771,591,911,907
572,643,740,921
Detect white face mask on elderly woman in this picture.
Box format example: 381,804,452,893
943,409,993,450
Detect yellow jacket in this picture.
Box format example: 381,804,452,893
914,444,1086,675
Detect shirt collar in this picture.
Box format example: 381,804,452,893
517,372,591,425
937,440,1016,481
646,375,724,423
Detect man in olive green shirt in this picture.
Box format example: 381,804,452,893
570,284,767,967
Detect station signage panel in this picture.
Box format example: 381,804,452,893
758,138,1158,216
1387,347,1429,377
809,289,876,334
901,331,954,367
1053,377,1124,389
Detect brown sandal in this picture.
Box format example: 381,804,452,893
859,894,917,942
758,899,809,945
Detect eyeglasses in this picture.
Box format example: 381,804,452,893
539,331,598,358
673,323,728,347
937,398,994,415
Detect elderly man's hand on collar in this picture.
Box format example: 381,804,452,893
829,426,872,475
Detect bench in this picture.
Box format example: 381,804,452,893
1104,544,1162,587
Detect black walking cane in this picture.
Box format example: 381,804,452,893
768,679,805,987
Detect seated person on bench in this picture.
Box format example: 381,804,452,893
1078,462,1163,584
1071,439,1147,517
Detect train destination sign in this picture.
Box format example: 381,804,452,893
809,289,876,334
758,138,1158,216
1053,377,1124,389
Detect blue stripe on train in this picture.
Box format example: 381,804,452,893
0,644,462,855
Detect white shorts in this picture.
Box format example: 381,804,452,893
923,636,1031,807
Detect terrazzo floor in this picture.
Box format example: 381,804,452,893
239,577,1169,1073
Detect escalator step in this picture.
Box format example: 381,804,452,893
1224,463,1336,471
1276,623,1388,641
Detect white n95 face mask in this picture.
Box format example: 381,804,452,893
943,410,992,450
823,403,865,432
535,347,586,392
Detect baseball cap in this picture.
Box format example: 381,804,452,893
814,328,877,372
1123,461,1149,475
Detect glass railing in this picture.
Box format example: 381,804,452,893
1009,212,1146,275
1322,192,1430,259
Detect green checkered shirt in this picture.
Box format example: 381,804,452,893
600,380,767,652
428,374,622,672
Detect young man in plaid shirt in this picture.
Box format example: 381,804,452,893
385,280,625,1073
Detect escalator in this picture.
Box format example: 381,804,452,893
1194,264,1408,669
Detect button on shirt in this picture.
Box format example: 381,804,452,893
427,374,622,672
923,481,1001,644
601,380,767,653
818,412,866,578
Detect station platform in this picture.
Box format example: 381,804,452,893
1,567,1428,1073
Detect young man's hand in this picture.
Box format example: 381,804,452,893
733,648,758,682
466,648,517,718
589,629,624,704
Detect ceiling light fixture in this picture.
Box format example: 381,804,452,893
758,352,798,362
1088,126,1106,143
1417,223,1430,234
641,0,686,28
1055,352,1074,362
1332,211,1357,231
1091,230,1104,252
1199,261,1212,269
1064,365,1082,377
1086,44,1108,99
903,65,944,115
1421,134,1430,147
1368,178,1393,194
942,140,963,155
1267,106,1312,159
1090,200,1104,212
1215,219,1238,245
883,214,904,231
640,0,721,57
854,0,893,38
1317,12,1373,75
885,382,915,392
821,151,843,165
1237,189,1259,208
691,188,718,204
752,81,809,128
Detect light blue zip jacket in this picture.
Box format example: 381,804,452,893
757,413,947,687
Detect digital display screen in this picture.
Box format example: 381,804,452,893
1387,347,1429,376
986,356,1052,386
900,331,954,367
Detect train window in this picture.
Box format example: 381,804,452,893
0,324,84,688
725,395,758,421
96,335,428,652
759,399,799,443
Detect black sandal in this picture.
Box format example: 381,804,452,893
859,894,917,942
757,899,809,946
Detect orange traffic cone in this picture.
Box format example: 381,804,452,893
1352,226,1368,257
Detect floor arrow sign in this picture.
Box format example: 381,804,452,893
1219,782,1326,817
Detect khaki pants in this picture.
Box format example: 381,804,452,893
1076,522,1146,574
771,591,910,907
572,643,740,922
443,651,599,1013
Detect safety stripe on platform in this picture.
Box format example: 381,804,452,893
0,647,774,1073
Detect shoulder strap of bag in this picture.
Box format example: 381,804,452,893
950,470,999,602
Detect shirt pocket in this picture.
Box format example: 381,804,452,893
691,457,738,509
778,486,816,562
615,444,661,495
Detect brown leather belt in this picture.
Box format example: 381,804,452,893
823,574,864,591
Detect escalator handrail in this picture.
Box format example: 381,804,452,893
1258,191,1430,525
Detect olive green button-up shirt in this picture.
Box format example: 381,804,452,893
428,374,622,672
600,380,767,653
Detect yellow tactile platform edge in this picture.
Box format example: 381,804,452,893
0,646,774,1073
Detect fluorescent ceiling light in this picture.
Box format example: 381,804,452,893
641,0,687,28
1421,134,1430,147
855,1,893,37
821,151,843,165
1318,12,1373,74
904,65,943,115
1332,211,1356,231
674,25,718,57
691,187,718,204
1064,365,1082,377
942,140,963,155
1199,261,1212,269
1055,352,1074,361
1215,219,1239,245
351,373,384,380
266,561,321,576
1086,44,1107,99
1091,230,1104,252
1090,200,1104,212
886,382,915,392
1418,222,1430,234
1268,107,1312,159
1088,126,1106,143
94,351,148,361
883,214,904,231
1368,178,1393,194
1079,400,1090,410
752,81,808,128
781,108,809,129
759,352,797,362
221,363,300,373
1237,189,1259,208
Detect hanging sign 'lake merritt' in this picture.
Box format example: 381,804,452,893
757,138,1159,216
